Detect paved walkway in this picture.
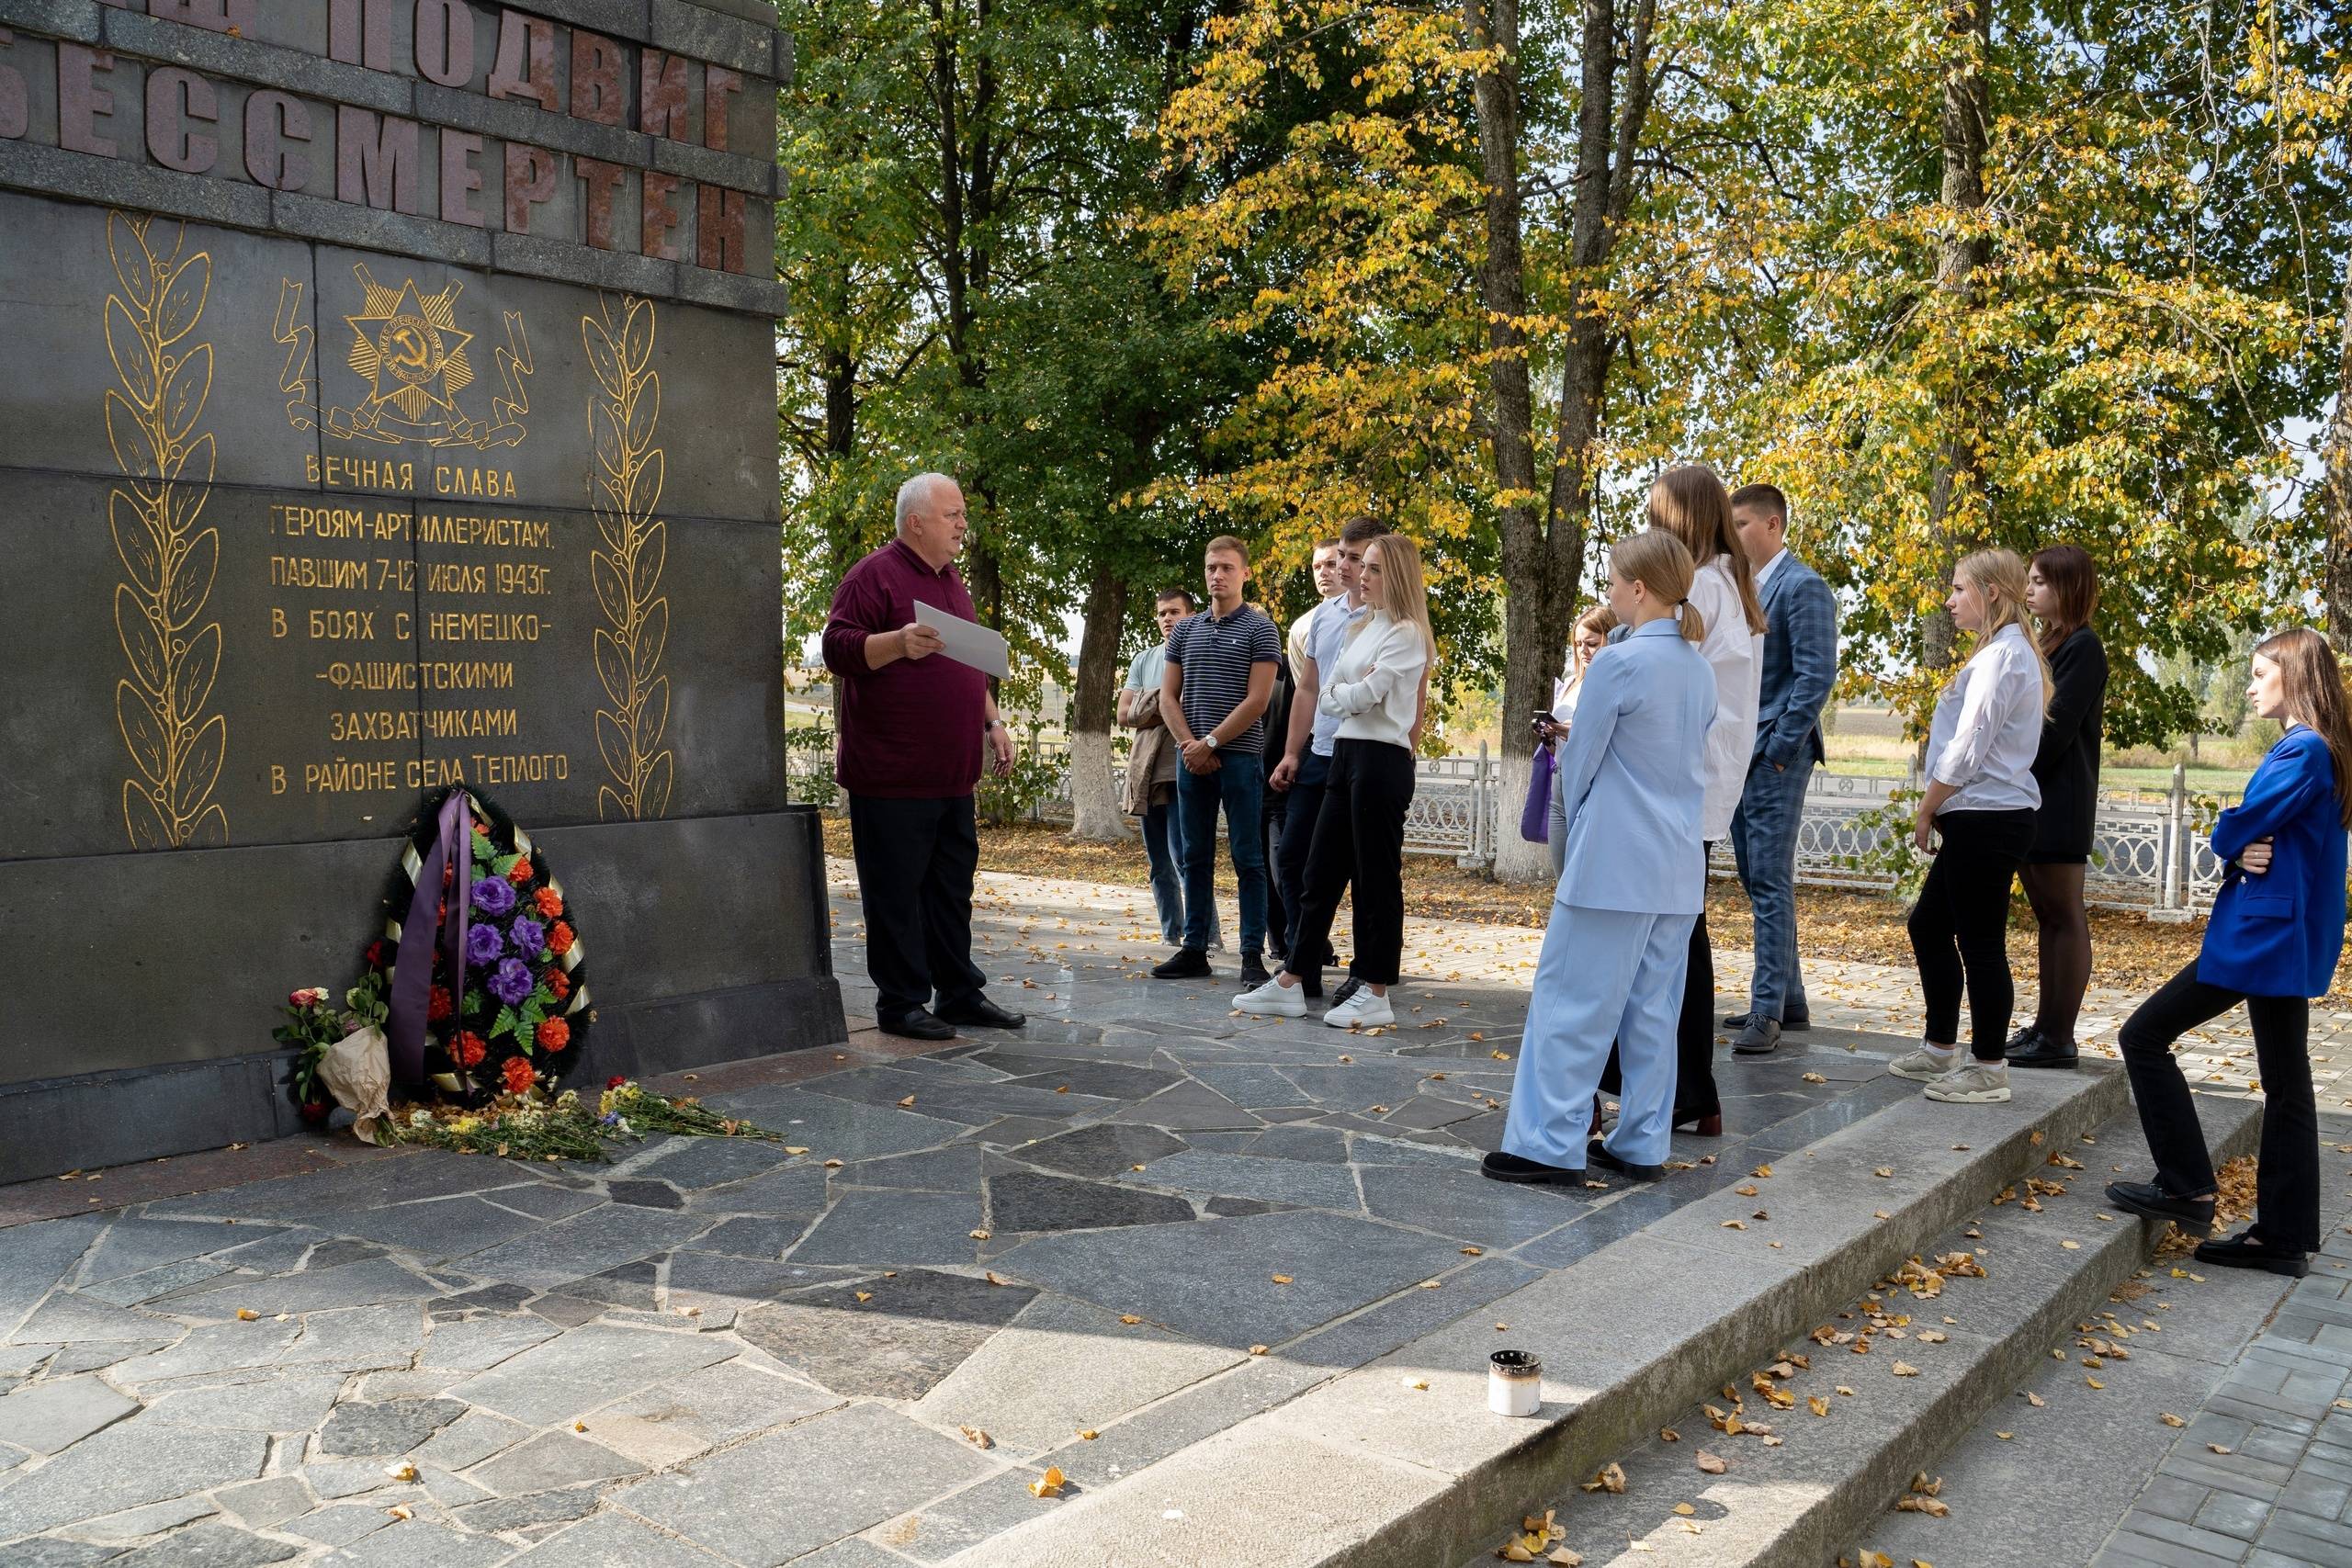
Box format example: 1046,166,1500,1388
0,864,2329,1568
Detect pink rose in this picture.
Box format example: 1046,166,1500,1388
288,987,329,1008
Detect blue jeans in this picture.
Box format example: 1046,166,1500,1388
1141,798,1220,948
1730,755,1814,1023
1177,758,1267,955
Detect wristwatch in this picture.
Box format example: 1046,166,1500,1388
982,718,1001,733
1204,735,1219,751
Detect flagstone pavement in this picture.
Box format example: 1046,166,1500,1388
0,864,2332,1567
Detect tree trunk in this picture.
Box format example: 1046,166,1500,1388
1068,563,1131,840
2324,250,2352,653
1919,0,1993,674
1477,0,1653,882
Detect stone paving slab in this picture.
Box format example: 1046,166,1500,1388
0,863,2313,1566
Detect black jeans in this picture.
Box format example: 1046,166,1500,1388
1277,750,1332,961
1600,898,1720,1121
1286,739,1415,987
2120,959,2319,1253
1261,757,1290,959
846,792,988,1024
1907,807,2035,1059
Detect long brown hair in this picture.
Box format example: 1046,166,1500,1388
2029,544,2099,654
1954,547,2053,714
1648,465,1767,636
2254,626,2352,828
1612,530,1707,645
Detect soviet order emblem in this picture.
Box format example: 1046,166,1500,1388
275,263,534,450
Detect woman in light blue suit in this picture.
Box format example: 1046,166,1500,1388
1487,531,1716,1185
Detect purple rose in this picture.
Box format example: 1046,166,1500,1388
465,923,505,966
470,877,516,918
489,957,534,1006
508,916,546,956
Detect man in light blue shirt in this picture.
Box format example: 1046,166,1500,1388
1123,590,1220,951
1270,527,1374,997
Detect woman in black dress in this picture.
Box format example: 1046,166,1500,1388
2007,544,2108,1069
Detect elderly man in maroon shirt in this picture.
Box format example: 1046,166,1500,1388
821,473,1026,1041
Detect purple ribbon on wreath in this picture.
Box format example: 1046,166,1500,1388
386,791,474,1086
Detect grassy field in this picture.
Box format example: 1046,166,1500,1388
1821,705,2259,797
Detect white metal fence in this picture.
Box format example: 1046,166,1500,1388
787,734,2242,919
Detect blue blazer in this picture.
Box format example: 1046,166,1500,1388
1549,620,1716,914
1753,552,1838,768
2199,726,2347,998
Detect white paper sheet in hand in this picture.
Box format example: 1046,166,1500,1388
914,600,1011,680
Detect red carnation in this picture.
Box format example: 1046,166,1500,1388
472,820,490,838
364,940,385,967
533,886,564,919
606,1075,628,1089
502,1056,537,1095
508,858,534,886
299,1098,330,1124
535,1018,571,1052
546,968,571,1001
452,1032,487,1068
547,921,575,956
426,985,453,1021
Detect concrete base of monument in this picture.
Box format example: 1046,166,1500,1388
0,806,844,1184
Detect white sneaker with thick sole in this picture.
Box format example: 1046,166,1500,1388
1925,1061,2012,1103
1323,988,1394,1029
1888,1048,1958,1082
1233,977,1307,1017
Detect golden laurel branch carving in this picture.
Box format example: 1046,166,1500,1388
583,295,673,820
105,213,229,851
272,267,533,448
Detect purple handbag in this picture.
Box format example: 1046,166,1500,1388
1519,743,1556,843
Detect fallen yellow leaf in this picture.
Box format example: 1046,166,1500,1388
1579,1462,1627,1495
235,1308,259,1322
1028,1466,1067,1498
1249,1344,1269,1356
2160,1413,2186,1427
1673,1503,1696,1516
1119,1314,1142,1325
960,1426,992,1449
897,1095,916,1108
1892,1361,1919,1377
1271,1274,1293,1285
1697,1450,1727,1472
970,1229,992,1240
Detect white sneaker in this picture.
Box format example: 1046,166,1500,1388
1233,976,1307,1017
1925,1061,2012,1103
1888,1047,1958,1082
1323,987,1394,1030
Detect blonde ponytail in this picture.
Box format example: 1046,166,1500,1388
1612,529,1705,644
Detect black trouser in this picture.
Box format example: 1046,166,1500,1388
2120,959,2319,1254
1600,901,1720,1121
846,792,988,1024
1261,757,1290,959
1278,750,1332,962
1907,807,2034,1059
1286,739,1415,987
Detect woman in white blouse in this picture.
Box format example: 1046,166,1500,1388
1595,467,1764,1141
1236,533,1434,1030
1891,547,2052,1104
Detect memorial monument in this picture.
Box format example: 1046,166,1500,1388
0,0,842,1182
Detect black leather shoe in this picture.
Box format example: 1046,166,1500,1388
1724,1010,1810,1032
935,995,1026,1030
878,1010,955,1042
1482,1151,1587,1186
2007,1032,2078,1069
2106,1180,2215,1237
2196,1231,2310,1278
1586,1142,1665,1181
1329,975,1364,1009
1238,956,1272,990
2006,1022,2044,1054
1152,949,1210,979
1731,1019,1781,1055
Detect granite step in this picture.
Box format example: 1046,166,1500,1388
942,1061,2134,1567
1495,1092,2267,1568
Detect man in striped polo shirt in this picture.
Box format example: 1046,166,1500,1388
1154,536,1283,987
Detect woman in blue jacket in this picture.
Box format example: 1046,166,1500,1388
1486,530,1715,1184
2107,628,2352,1277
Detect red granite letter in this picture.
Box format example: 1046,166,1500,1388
440,129,486,225
703,65,741,152
243,90,311,190
570,29,625,125
486,12,558,111
575,155,627,250
336,105,422,213
503,143,554,233
640,171,683,260
145,66,219,175
56,45,118,158
327,0,394,72
639,49,691,141
413,0,475,87
697,183,747,273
